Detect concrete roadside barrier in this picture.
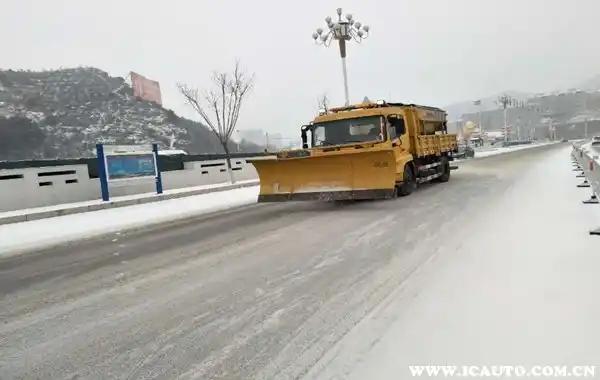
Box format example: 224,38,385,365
0,180,259,226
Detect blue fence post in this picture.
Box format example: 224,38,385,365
152,143,163,194
96,143,110,201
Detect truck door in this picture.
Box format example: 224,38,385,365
386,114,412,180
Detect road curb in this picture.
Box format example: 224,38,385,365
0,180,259,226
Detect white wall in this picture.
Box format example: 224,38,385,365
0,157,260,212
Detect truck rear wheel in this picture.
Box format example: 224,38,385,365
436,157,451,182
397,164,416,196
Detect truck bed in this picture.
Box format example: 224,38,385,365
414,134,457,157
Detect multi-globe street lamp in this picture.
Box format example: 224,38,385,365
497,94,516,143
312,8,370,106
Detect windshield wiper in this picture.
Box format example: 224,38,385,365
317,140,337,146
343,139,375,143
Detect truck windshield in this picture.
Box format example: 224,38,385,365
312,116,383,147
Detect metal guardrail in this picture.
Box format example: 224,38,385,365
571,139,600,235
501,140,533,147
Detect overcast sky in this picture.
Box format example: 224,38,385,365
3,0,600,137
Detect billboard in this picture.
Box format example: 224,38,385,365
103,145,158,181
106,154,157,180
130,71,162,105
96,143,163,201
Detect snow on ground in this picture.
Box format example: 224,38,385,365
0,186,259,256
474,141,557,159
305,146,600,379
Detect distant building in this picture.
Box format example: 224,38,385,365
238,129,300,150
239,129,266,146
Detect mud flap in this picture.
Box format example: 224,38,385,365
250,149,397,201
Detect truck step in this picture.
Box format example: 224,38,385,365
417,162,441,171
417,172,442,184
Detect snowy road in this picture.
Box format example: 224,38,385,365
1,143,597,379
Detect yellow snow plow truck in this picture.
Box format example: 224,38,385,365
249,101,457,201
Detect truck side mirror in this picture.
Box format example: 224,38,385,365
387,115,405,136
396,122,406,136
301,125,310,149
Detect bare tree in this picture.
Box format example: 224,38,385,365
178,61,254,183
317,93,329,112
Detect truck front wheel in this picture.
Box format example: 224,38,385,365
397,164,417,196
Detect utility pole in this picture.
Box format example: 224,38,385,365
474,99,483,144
479,106,483,138
585,118,589,139
504,106,508,142
497,94,512,143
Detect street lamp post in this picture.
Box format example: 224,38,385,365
474,99,483,145
265,132,269,151
312,8,370,106
478,105,483,139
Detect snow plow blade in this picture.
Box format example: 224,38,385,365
249,149,397,201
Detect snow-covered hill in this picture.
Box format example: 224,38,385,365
0,67,228,160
